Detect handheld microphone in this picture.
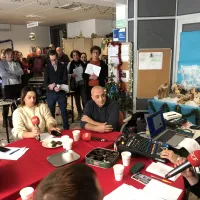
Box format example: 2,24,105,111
165,150,200,179
31,116,40,141
82,132,109,142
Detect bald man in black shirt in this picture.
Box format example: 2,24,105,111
80,86,120,133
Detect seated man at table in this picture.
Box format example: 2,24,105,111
80,86,120,133
34,163,104,200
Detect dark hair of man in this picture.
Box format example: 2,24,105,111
20,86,39,106
90,46,101,55
34,164,101,200
70,50,81,59
4,48,13,56
81,52,87,57
48,50,58,57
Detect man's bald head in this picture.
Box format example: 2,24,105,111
91,86,106,107
56,47,63,57
91,86,104,96
36,48,41,57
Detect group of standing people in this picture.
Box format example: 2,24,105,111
67,46,108,120
0,45,108,136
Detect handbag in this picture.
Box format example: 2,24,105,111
70,77,78,90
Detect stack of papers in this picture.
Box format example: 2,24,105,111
60,84,69,92
0,147,29,160
104,184,138,200
73,66,83,82
143,179,182,200
104,181,182,200
146,162,180,181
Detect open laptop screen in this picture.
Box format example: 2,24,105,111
146,110,166,138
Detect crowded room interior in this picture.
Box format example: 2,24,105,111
1,0,200,200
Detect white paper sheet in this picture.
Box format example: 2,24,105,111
109,57,120,66
139,52,163,70
40,133,54,141
60,84,69,92
178,138,200,153
85,64,101,77
121,70,129,82
137,189,163,200
146,162,179,181
121,44,129,62
103,184,138,200
104,184,163,200
143,179,182,200
108,45,119,57
0,147,29,160
73,66,83,82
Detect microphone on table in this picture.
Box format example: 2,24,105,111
165,150,200,179
82,132,109,142
31,116,41,141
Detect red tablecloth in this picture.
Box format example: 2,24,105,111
1,130,121,200
2,130,184,200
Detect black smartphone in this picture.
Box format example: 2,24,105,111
51,130,62,137
0,146,11,153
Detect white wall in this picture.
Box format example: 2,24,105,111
0,25,50,56
95,19,113,37
67,19,96,38
67,19,113,38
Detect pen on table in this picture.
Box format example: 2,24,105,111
9,148,20,155
151,175,172,184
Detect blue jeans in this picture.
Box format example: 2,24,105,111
47,92,69,130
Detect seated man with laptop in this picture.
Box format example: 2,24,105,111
146,110,185,147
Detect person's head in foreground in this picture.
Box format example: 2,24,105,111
20,86,39,108
34,164,103,200
90,46,101,61
91,86,106,108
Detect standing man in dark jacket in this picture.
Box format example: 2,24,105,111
56,47,70,66
29,48,46,77
44,50,69,130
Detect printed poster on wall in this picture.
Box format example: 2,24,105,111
121,44,129,62
139,52,163,70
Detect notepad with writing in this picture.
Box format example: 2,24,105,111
146,162,180,181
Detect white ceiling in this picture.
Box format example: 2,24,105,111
0,0,116,26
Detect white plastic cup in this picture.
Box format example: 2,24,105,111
61,135,69,149
72,130,81,141
113,164,124,181
121,151,132,166
62,150,73,162
19,187,34,200
65,138,73,150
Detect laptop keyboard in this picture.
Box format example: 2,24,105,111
157,130,177,142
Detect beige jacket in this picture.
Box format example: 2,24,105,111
12,103,57,140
